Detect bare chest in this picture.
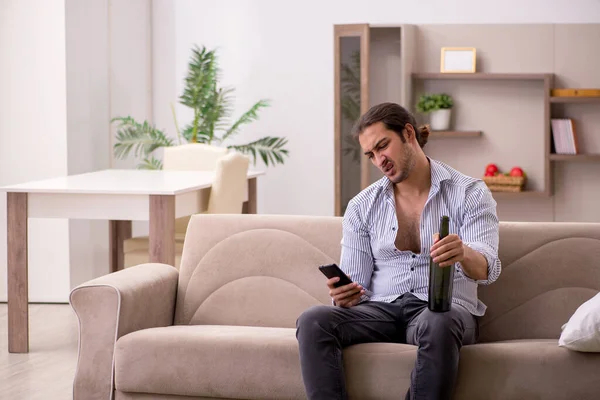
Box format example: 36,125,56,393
394,198,427,253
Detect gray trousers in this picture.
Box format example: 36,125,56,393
295,293,478,400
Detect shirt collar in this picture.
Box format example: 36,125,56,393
429,157,451,188
381,156,450,195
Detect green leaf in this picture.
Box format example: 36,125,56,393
112,116,174,160
222,99,270,142
179,45,218,110
341,51,361,98
343,134,361,163
227,136,289,167
198,86,235,142
137,156,163,170
416,93,454,113
340,50,362,124
179,45,220,142
341,97,360,125
181,123,212,144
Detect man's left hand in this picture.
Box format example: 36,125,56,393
430,233,464,267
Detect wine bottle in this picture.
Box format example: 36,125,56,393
428,215,455,312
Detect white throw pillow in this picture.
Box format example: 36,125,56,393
558,292,600,352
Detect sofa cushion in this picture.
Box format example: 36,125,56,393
453,339,600,400
114,326,600,400
114,325,306,399
114,325,418,399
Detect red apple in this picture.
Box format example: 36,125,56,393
484,171,495,177
510,167,524,177
485,163,499,175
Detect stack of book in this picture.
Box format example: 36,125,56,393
551,118,578,154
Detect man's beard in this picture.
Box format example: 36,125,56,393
390,146,415,184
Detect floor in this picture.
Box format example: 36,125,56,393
0,303,78,399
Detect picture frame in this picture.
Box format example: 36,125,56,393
440,47,476,73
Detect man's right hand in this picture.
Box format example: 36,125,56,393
327,277,365,308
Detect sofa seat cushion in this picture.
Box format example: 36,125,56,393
114,325,307,399
453,339,600,400
114,325,418,399
114,327,600,400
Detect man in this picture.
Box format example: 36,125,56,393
296,102,501,400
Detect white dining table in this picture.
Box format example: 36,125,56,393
1,168,264,353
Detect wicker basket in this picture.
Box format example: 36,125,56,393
483,175,526,192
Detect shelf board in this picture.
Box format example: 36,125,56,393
549,154,600,162
412,72,552,81
430,130,482,138
550,96,600,103
490,190,549,198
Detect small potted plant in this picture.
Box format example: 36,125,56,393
416,93,454,131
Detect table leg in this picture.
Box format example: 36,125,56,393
109,220,132,273
242,177,257,214
7,192,28,353
149,195,175,266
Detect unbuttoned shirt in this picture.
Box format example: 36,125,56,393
340,158,501,316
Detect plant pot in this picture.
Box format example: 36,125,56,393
430,109,452,131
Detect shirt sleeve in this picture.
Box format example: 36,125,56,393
339,199,375,300
458,181,502,285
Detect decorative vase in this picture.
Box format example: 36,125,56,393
430,109,452,131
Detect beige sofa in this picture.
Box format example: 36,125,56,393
70,214,600,400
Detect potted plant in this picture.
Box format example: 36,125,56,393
416,93,454,131
111,45,289,169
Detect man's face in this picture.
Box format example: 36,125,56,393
359,121,415,184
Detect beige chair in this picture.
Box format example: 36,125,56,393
163,142,229,171
123,143,228,268
205,151,251,214
123,151,250,269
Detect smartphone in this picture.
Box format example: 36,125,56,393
318,263,354,288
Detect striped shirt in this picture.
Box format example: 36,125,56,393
340,157,501,316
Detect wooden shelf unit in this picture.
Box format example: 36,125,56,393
412,72,552,81
429,130,482,138
549,154,600,162
550,96,600,103
550,91,600,162
412,71,554,197
491,190,548,198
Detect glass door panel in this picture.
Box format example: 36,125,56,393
334,24,369,216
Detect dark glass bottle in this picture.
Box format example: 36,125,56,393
428,215,454,312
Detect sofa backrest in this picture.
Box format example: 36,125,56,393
174,214,341,327
478,221,600,342
174,214,600,342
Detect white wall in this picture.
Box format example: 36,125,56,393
65,0,112,290
151,0,177,148
109,0,154,171
0,0,155,302
108,0,155,239
172,0,600,217
0,0,71,302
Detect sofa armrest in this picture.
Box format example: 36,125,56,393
69,263,179,400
